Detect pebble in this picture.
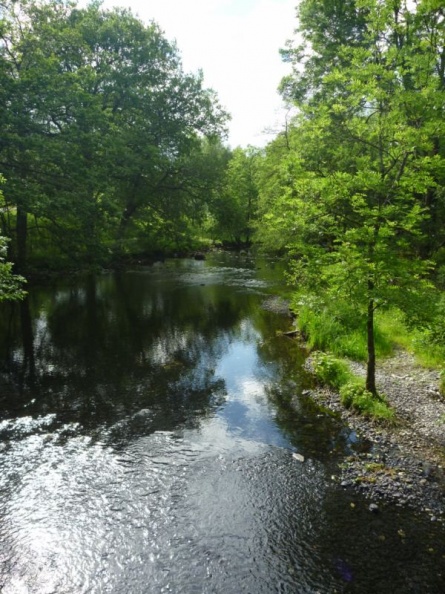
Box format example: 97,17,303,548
305,350,445,520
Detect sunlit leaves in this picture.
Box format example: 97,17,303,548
259,0,445,393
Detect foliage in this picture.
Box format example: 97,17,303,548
211,147,260,246
0,177,25,299
311,351,394,419
311,351,354,389
0,0,229,268
340,381,394,421
259,0,445,394
294,294,395,360
0,235,26,301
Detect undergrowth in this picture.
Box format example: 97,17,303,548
293,293,445,369
295,293,443,418
377,309,445,368
294,298,393,361
311,352,395,421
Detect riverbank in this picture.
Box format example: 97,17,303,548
304,350,445,520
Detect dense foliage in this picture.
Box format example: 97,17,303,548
0,177,25,300
257,0,445,393
210,146,260,247
1,0,444,392
0,0,228,270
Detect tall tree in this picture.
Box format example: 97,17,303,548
262,0,445,394
0,0,228,268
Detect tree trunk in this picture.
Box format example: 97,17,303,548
16,206,28,272
366,291,377,396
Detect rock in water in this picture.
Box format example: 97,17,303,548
292,452,305,463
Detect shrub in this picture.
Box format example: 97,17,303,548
311,352,353,389
440,370,445,398
340,381,394,421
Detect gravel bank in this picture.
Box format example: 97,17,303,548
305,350,445,520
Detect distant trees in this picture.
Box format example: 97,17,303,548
211,147,259,247
258,0,445,394
0,0,228,269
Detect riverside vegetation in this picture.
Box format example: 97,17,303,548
1,2,444,431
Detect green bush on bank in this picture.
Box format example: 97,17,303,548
339,381,394,421
311,352,394,421
312,351,354,389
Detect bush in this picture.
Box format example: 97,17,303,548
340,381,394,421
311,352,354,389
339,379,364,407
440,370,445,398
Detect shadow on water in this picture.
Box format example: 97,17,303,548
0,253,443,593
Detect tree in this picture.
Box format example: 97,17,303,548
261,0,445,395
211,147,259,247
0,176,25,300
0,0,228,268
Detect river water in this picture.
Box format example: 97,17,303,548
0,253,444,593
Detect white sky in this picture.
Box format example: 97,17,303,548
102,0,297,148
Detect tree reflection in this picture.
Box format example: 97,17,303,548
0,267,262,441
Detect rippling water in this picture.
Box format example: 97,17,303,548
0,254,444,593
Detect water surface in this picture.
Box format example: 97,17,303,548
0,253,444,593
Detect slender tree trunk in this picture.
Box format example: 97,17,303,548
16,206,28,272
366,285,377,395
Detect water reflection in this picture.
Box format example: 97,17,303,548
0,255,444,593
0,262,258,437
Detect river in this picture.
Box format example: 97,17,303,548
0,253,444,593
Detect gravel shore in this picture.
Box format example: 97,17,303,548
305,350,445,520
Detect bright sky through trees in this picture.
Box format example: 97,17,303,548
102,0,296,147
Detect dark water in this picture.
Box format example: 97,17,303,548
0,253,444,593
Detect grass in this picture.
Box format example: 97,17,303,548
296,294,444,420
296,301,394,362
311,351,395,422
295,296,445,370
377,309,445,368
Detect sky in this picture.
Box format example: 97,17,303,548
101,0,298,148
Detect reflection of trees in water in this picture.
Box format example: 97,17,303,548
257,333,362,461
0,273,258,437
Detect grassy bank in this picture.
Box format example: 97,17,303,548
294,297,445,369
294,295,445,419
310,351,395,421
